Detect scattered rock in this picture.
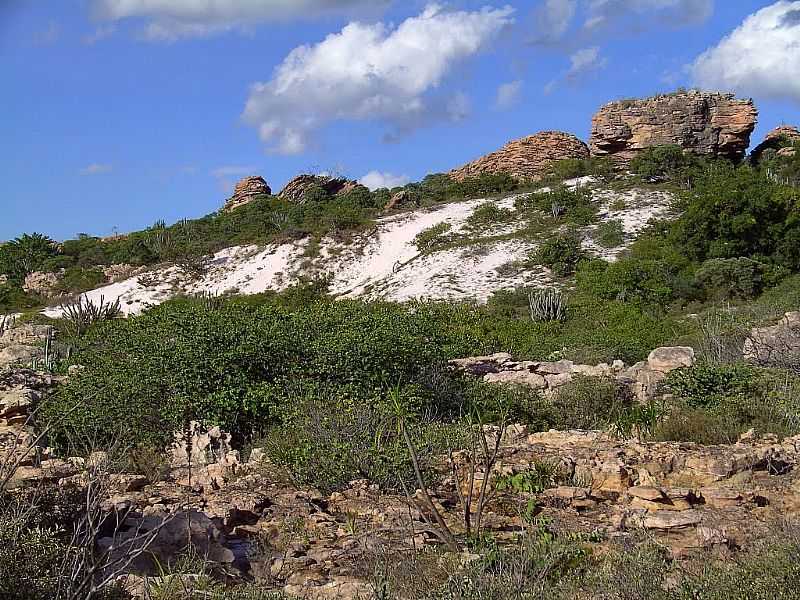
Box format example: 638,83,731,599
450,131,590,182
22,270,63,297
751,125,800,163
647,346,695,373
279,175,365,203
743,311,800,366
590,91,757,163
223,176,272,212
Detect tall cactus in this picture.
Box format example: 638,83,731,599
528,288,567,322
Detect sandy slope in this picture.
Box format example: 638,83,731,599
43,182,674,317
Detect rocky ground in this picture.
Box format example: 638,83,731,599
3,325,800,598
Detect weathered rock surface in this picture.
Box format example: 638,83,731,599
744,311,800,367
751,125,800,163
23,270,63,297
0,322,51,370
279,175,365,203
450,131,590,182
589,91,757,163
223,176,272,212
451,346,695,400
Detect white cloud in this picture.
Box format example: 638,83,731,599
531,0,713,43
566,46,606,80
359,171,411,190
531,0,577,43
92,0,392,40
691,1,800,103
495,80,523,110
545,45,606,92
584,0,714,30
80,163,113,175
211,165,258,178
242,4,515,154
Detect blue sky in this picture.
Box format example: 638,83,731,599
2,0,799,241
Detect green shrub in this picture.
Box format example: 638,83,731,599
414,223,452,252
466,203,514,229
534,233,586,276
663,363,757,409
517,187,597,225
594,220,625,248
0,233,59,282
550,375,635,430
629,144,702,181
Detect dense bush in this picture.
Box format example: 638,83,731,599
516,186,597,225
0,233,59,282
547,157,615,181
694,257,770,300
629,144,704,182
594,219,625,248
672,164,800,270
534,232,586,276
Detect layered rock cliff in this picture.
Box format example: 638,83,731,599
278,174,365,203
590,91,757,163
751,125,800,163
450,131,589,182
223,176,272,212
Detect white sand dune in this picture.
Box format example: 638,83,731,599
43,183,673,317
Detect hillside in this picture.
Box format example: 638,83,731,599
2,90,800,600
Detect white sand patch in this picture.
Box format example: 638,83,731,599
43,185,676,317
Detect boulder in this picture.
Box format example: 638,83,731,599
223,176,272,212
751,126,800,163
22,270,63,297
743,312,800,366
449,131,590,182
647,347,695,373
279,174,365,203
590,91,757,163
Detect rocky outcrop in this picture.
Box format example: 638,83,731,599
223,176,272,212
23,270,63,297
450,346,695,401
589,91,757,163
744,311,800,367
450,131,589,182
751,125,800,163
0,322,51,370
278,175,365,203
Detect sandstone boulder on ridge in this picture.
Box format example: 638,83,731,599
589,90,757,163
449,131,590,182
223,176,272,212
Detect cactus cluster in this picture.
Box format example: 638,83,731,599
528,288,567,322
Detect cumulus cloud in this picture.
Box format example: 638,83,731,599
92,0,392,40
584,0,714,31
80,163,113,175
545,46,606,93
359,171,411,190
242,4,515,154
495,80,523,110
531,0,577,43
691,1,800,103
530,0,713,44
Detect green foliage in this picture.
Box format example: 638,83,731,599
534,232,586,276
594,219,625,248
465,203,514,229
0,233,58,281
407,173,519,206
672,164,800,270
527,288,567,323
663,363,758,409
495,461,560,494
0,283,41,313
694,257,772,300
516,186,597,225
547,157,615,181
630,144,704,181
414,223,453,252
550,375,635,430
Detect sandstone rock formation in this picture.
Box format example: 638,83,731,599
223,176,272,212
751,125,800,163
278,174,365,203
450,345,695,401
23,270,63,297
589,91,757,163
450,131,590,182
744,311,800,367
